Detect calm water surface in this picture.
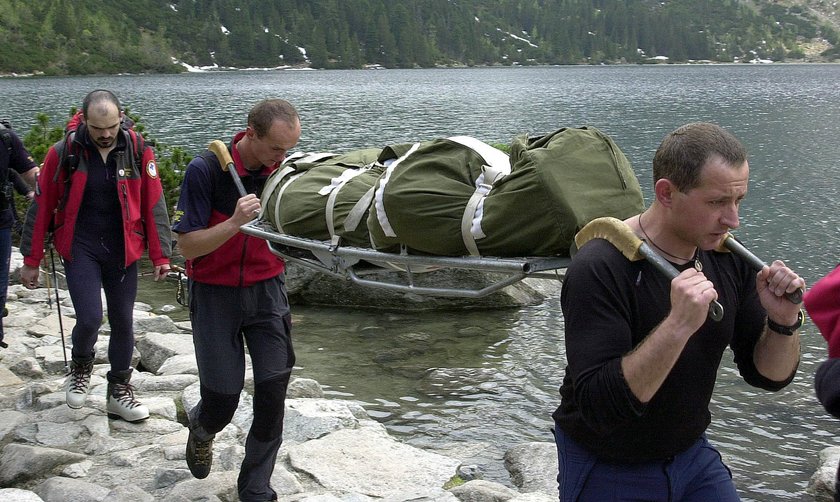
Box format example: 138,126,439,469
4,65,840,500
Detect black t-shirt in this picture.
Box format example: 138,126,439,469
552,238,792,462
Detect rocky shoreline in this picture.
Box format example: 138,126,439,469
0,251,558,502
3,246,839,502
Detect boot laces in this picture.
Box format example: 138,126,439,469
67,364,92,393
111,383,142,409
192,436,213,465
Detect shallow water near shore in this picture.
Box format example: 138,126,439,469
6,64,840,499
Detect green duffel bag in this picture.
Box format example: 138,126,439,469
261,148,385,247
367,136,513,255
367,128,644,257
488,126,645,256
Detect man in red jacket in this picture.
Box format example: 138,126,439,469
172,98,299,502
20,89,171,422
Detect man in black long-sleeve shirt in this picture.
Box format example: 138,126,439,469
552,122,804,501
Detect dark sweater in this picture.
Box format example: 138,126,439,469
552,238,794,462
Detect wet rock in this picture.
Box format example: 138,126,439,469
808,446,840,501
503,442,557,494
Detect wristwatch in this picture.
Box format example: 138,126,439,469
766,310,805,336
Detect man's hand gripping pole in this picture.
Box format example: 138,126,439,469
720,234,803,304
575,217,724,322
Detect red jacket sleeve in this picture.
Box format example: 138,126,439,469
139,145,172,266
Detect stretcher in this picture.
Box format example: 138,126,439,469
240,220,570,298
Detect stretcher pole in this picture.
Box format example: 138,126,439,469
720,234,803,304
575,217,724,322
208,140,247,197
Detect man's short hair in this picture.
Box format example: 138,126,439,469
82,89,121,118
248,99,299,138
652,122,747,192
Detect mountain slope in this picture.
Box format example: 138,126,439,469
0,0,836,75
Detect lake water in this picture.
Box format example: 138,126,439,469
4,64,840,500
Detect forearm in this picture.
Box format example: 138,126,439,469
22,167,38,187
621,317,693,403
753,324,800,382
176,219,241,260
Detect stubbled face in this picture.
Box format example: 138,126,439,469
670,155,749,251
247,118,301,168
84,103,122,150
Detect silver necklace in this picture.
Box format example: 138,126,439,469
638,214,702,272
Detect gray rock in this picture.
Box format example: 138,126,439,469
7,356,45,379
105,484,155,502
134,373,199,392
163,471,239,501
62,460,94,478
133,312,180,337
157,354,199,376
448,479,519,501
808,446,840,502
456,464,483,481
33,345,70,374
508,494,556,502
283,398,370,444
285,264,561,311
0,364,24,387
33,476,111,502
135,332,196,373
0,410,27,443
285,428,461,498
154,467,194,489
27,313,77,340
383,488,459,501
0,443,87,485
288,377,326,398
0,488,45,501
503,442,557,495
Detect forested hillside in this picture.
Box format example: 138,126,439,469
1,0,838,75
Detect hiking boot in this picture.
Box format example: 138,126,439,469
186,407,215,479
106,369,149,422
65,357,94,409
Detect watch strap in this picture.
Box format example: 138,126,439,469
767,309,805,336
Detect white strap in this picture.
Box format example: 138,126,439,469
284,152,338,165
447,137,510,256
320,169,367,238
373,143,421,239
272,173,304,234
259,165,295,220
344,186,376,233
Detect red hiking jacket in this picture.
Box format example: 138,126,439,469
20,125,171,268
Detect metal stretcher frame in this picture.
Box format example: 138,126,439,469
240,220,571,298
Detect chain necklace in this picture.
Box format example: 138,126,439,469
638,214,703,272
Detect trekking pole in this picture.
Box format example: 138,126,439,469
43,257,52,308
48,244,68,372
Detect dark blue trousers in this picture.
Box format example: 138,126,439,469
64,237,137,370
553,424,741,501
0,227,10,344
189,275,294,502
